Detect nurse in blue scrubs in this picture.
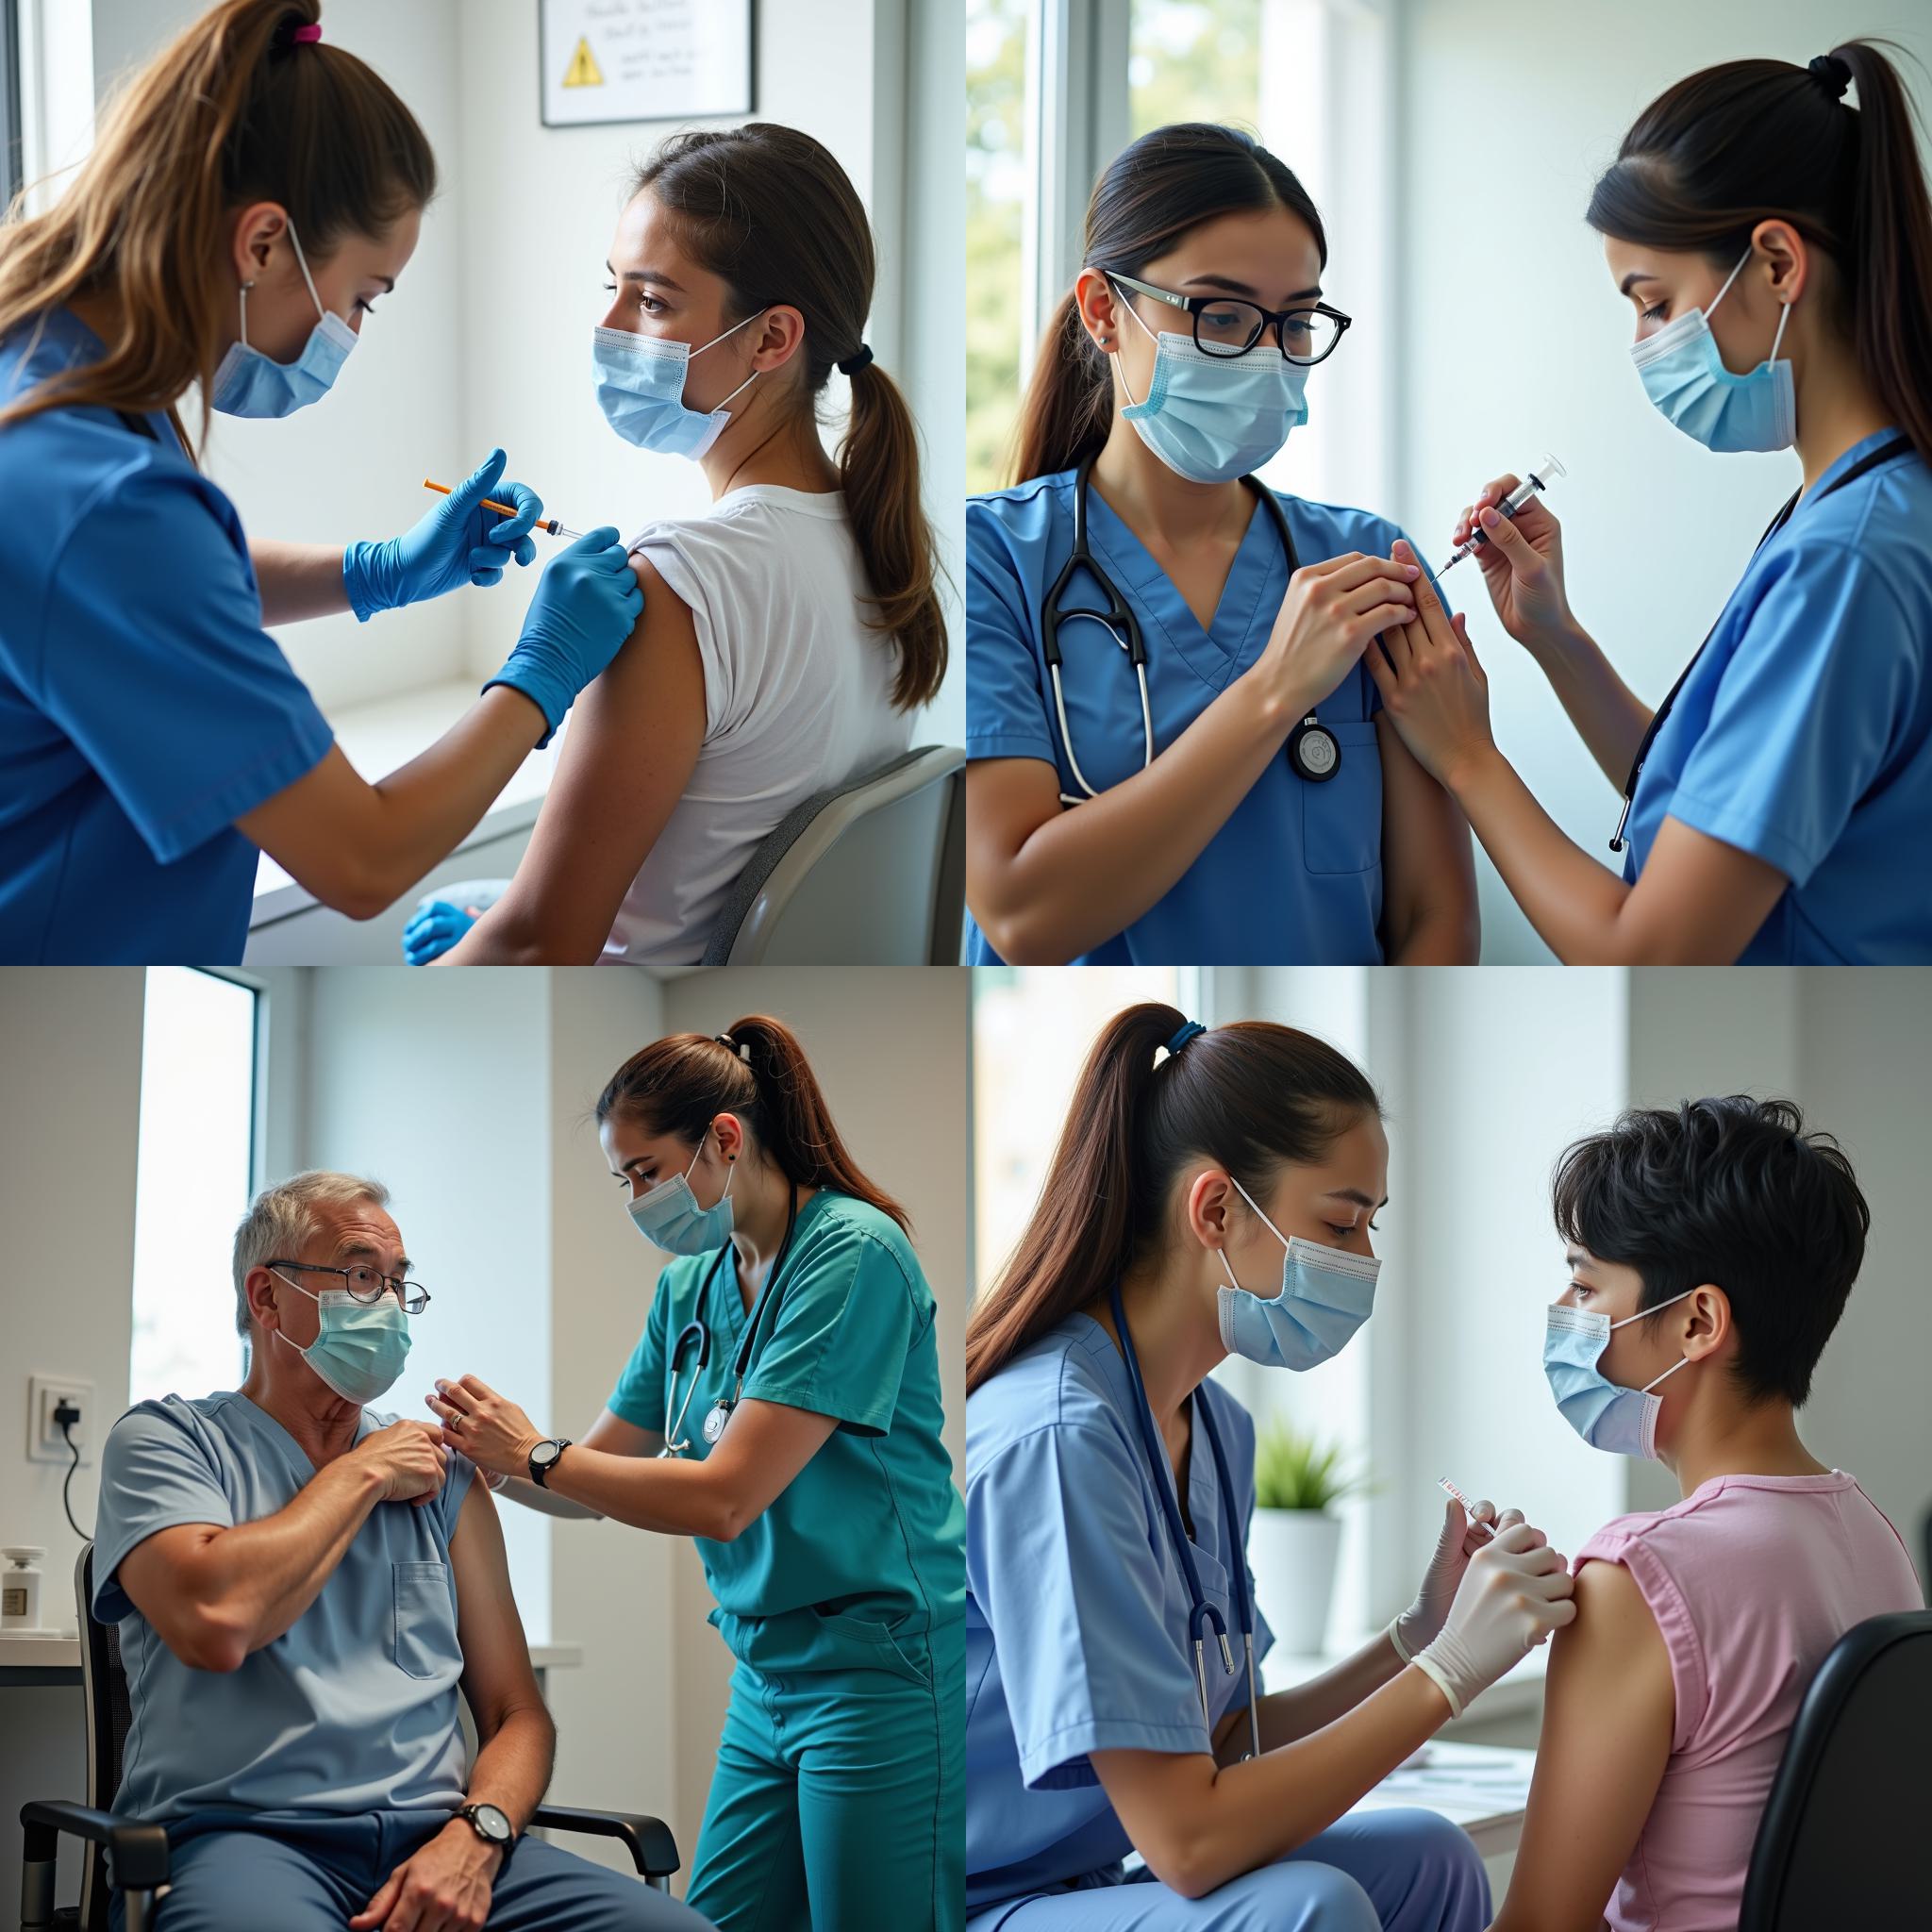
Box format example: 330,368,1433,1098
1370,42,1932,964
0,1,641,964
964,1006,1576,1929
964,124,1478,967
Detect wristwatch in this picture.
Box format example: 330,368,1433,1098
527,1437,571,1488
458,1802,513,1857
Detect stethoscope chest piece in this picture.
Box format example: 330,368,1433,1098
702,1399,733,1445
1288,715,1341,782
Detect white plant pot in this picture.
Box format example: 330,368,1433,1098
1249,1507,1343,1657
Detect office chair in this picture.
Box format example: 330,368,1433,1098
702,743,966,964
1736,1608,1932,1929
19,1547,678,1931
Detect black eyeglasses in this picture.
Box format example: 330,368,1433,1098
1108,272,1353,365
269,1261,432,1314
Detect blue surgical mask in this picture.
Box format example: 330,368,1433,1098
1214,1174,1381,1370
627,1132,736,1255
1112,284,1309,485
211,221,358,419
272,1275,411,1406
1543,1290,1695,1459
592,312,761,459
1629,250,1796,454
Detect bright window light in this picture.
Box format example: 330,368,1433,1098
129,970,258,1407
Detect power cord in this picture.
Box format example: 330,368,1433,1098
56,1402,91,1541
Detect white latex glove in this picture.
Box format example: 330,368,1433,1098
1410,1520,1577,1717
1390,1494,1524,1658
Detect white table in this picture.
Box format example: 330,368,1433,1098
1351,1740,1536,1860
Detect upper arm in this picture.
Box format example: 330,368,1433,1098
1089,1745,1221,1894
1375,710,1478,957
697,1398,841,1537
114,1522,231,1639
458,555,705,962
1616,816,1790,962
964,757,1064,929
1492,1558,1674,1932
237,743,397,918
449,1478,547,1736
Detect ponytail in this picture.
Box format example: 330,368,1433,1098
634,125,946,712
0,1,435,449
1010,123,1326,485
1586,39,1932,465
964,1003,1378,1394
595,1014,910,1235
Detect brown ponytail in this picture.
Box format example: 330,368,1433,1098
1586,39,1932,465
0,0,435,451
633,126,946,712
595,1013,910,1234
965,1003,1378,1394
1011,123,1326,485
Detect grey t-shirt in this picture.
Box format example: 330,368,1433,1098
92,1391,475,1823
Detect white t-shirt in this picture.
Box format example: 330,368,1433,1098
604,484,913,963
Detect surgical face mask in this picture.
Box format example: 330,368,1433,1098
1214,1174,1381,1370
271,1274,411,1406
210,221,358,419
592,311,761,459
627,1133,736,1255
1628,250,1796,454
1543,1289,1696,1460
1112,284,1309,485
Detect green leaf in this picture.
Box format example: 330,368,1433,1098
1252,1422,1373,1512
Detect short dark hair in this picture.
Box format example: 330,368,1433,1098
1551,1097,1870,1407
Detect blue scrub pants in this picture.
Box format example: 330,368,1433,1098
686,1619,965,1931
116,1810,711,1932
966,1808,1489,1932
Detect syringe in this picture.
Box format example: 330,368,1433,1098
1439,454,1566,574
422,478,582,540
1438,1475,1499,1541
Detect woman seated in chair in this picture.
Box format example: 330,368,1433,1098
409,123,944,966
1489,1097,1923,1932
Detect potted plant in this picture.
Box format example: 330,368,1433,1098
1247,1424,1370,1656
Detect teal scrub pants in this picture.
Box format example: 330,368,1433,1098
686,1612,964,1931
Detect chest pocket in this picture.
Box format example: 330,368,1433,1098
392,1560,460,1681
1302,722,1383,874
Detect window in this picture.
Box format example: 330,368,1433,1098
0,0,21,210
129,970,260,1406
1128,0,1261,135
966,0,1032,491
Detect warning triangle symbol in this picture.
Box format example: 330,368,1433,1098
562,35,604,88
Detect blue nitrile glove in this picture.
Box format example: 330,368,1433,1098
483,526,642,745
342,447,541,620
401,878,509,965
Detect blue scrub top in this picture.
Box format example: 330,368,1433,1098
0,310,334,963
964,1314,1274,1913
92,1391,476,1824
1623,428,1932,962
965,466,1447,964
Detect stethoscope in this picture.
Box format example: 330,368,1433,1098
1041,455,1340,807
661,1184,801,1454
1108,1280,1262,1764
1611,432,1913,852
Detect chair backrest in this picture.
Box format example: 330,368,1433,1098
702,744,965,965
1738,1608,1932,1929
74,1542,131,1932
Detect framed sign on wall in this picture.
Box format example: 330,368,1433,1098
539,0,755,130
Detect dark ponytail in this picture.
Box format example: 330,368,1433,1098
0,1,435,449
1011,124,1325,485
1586,40,1932,465
964,1003,1378,1393
632,126,946,711
595,1013,910,1234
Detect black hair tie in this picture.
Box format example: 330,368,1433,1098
1808,53,1852,100
837,344,874,376
1166,1020,1207,1057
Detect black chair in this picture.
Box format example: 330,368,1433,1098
20,1546,678,1931
1737,1608,1932,1929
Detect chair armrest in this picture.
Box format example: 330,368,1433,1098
527,1804,678,1879
20,1799,171,1913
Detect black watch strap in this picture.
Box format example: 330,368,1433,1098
528,1438,571,1488
458,1803,515,1856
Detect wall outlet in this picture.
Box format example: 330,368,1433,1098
25,1376,96,1466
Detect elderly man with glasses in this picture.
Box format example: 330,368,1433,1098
91,1171,709,1932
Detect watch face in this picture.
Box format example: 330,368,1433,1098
472,1803,511,1843
531,1440,560,1468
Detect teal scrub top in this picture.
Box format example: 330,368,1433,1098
608,1190,965,1654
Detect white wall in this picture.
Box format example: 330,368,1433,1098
1394,0,1932,961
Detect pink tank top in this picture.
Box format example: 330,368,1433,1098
1574,1471,1923,1932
